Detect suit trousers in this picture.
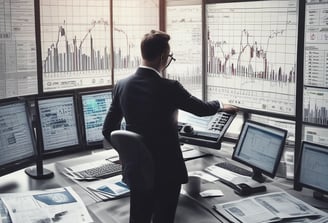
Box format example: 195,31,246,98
129,181,181,223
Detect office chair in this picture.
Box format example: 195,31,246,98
110,130,155,222
110,130,155,191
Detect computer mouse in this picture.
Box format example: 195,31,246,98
183,125,194,134
233,183,252,196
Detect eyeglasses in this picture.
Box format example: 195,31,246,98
168,53,176,62
166,53,176,68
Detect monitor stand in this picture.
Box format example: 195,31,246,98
25,159,54,179
313,191,328,202
252,169,266,183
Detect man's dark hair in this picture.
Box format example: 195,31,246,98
140,30,170,61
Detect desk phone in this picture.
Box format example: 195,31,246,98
178,111,236,149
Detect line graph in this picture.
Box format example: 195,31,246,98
40,0,111,91
206,0,297,115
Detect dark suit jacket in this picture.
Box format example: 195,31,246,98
103,67,222,184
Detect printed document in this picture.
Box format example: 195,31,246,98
214,191,328,223
0,187,93,223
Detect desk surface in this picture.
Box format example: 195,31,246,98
0,147,327,223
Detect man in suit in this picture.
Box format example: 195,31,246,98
102,30,238,223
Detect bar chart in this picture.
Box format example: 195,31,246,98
303,87,328,125
40,0,112,91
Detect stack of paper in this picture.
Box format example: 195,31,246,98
0,187,93,223
213,191,328,223
86,176,130,200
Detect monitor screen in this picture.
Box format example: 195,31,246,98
0,100,36,176
296,141,328,199
232,120,287,182
37,95,80,152
80,90,112,148
178,110,236,149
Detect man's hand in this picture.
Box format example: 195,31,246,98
222,103,239,113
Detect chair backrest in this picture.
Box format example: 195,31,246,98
110,130,154,191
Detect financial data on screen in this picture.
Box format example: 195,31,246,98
166,2,202,98
302,0,328,126
233,120,287,178
206,0,297,115
82,91,112,144
299,142,328,193
40,0,112,91
0,102,35,166
303,125,328,146
0,0,38,98
38,96,79,151
237,126,281,173
113,0,159,81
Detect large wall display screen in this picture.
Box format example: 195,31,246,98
206,0,297,115
40,0,112,92
0,0,38,99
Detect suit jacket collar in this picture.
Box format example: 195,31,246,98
137,66,162,78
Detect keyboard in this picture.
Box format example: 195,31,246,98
205,165,242,183
215,162,253,177
204,163,257,188
66,159,122,179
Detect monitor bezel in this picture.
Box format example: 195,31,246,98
232,120,288,179
78,88,113,150
35,93,82,156
295,141,328,196
0,98,37,177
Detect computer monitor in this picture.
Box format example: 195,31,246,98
0,99,37,177
80,89,112,149
178,110,236,149
36,95,81,154
295,141,328,201
232,120,287,183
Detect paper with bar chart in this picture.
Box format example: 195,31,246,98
206,0,297,115
0,0,38,99
40,0,111,92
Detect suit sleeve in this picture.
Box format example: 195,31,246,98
173,81,222,116
102,84,124,143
